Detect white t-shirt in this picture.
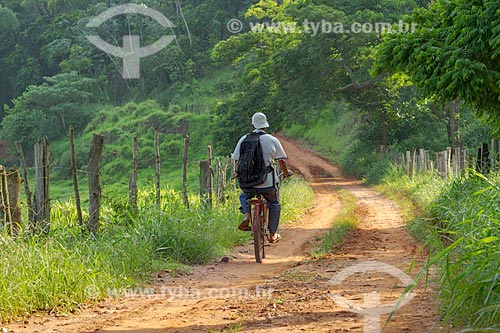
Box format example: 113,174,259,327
232,130,288,188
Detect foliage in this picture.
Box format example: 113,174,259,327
374,0,500,135
44,99,215,195
212,0,422,154
429,171,500,329
375,166,446,243
0,0,247,118
0,5,18,36
279,175,315,224
0,4,20,117
1,72,98,153
284,96,492,183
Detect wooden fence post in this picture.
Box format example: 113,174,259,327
215,158,221,200
215,157,228,202
15,142,35,226
154,128,161,209
426,150,431,172
397,152,404,170
69,127,84,228
491,138,499,171
199,160,212,208
129,137,139,212
446,147,452,177
435,152,442,177
207,146,214,206
417,149,424,173
406,151,413,177
452,148,459,176
7,169,22,235
412,149,417,174
451,147,466,175
34,137,50,234
0,166,12,229
88,134,104,237
182,135,189,208
477,143,490,173
230,158,237,191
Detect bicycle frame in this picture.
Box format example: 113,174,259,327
248,195,269,263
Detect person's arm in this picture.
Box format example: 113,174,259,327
278,159,290,177
272,136,290,177
232,135,246,179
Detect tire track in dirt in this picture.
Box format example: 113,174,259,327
6,136,445,333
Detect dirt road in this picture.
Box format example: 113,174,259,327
7,136,443,333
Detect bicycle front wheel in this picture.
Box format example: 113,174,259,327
253,209,265,263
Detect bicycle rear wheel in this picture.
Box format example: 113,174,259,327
262,204,268,259
253,206,265,263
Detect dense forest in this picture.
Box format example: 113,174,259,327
0,0,499,331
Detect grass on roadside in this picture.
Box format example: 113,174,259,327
311,188,358,258
279,176,315,225
429,171,500,330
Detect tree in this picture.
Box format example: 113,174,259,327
0,5,19,35
374,0,500,135
212,0,421,151
1,72,98,154
0,5,20,119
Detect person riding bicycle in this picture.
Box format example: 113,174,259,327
232,112,291,243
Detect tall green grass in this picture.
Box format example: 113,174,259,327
0,178,313,322
429,171,500,330
279,176,315,224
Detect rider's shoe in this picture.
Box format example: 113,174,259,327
238,213,251,231
269,233,281,243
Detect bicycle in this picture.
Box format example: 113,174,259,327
247,171,293,263
248,195,269,263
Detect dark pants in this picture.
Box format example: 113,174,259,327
239,187,280,234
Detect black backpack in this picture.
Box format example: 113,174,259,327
237,132,272,189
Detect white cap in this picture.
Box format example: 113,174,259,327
252,112,269,129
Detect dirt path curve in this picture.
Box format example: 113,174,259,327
7,136,441,333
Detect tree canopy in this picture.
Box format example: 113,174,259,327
2,72,97,150
212,0,422,150
374,0,500,135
